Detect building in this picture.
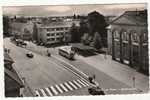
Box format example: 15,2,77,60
4,51,24,97
37,20,80,45
10,21,34,41
107,10,148,75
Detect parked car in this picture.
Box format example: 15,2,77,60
26,52,34,58
88,86,105,95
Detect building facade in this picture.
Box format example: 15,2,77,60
37,20,79,45
10,21,34,40
107,10,148,75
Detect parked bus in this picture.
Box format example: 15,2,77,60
58,46,75,60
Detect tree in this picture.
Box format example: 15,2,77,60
32,23,38,41
92,32,102,49
88,11,108,47
3,16,10,37
70,23,80,43
78,19,89,38
81,33,90,45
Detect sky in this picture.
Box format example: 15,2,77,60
2,3,147,17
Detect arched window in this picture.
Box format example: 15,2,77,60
122,31,128,41
142,32,148,43
132,32,139,42
113,30,119,39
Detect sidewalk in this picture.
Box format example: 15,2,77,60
75,54,149,93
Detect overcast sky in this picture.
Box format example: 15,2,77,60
3,3,147,17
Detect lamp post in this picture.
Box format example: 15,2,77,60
132,76,135,88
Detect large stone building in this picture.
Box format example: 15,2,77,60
107,10,148,75
37,20,80,45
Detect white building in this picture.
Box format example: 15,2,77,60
37,20,80,45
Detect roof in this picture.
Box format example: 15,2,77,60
40,20,80,28
59,46,73,54
4,52,14,63
111,10,147,26
5,67,24,91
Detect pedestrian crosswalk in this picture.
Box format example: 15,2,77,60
35,79,90,97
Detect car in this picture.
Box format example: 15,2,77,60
26,52,34,58
88,86,105,95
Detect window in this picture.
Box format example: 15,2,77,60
132,32,139,42
122,31,128,41
56,33,60,35
50,33,54,36
143,33,148,43
114,30,119,39
47,33,50,36
47,38,51,41
51,38,55,41
47,28,55,31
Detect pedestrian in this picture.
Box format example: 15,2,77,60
104,48,107,59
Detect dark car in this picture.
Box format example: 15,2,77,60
26,52,34,58
88,86,105,95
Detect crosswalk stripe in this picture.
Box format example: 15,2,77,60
43,88,51,96
80,79,90,86
77,79,87,87
40,89,47,96
45,88,53,96
48,87,55,95
60,83,68,92
73,80,82,88
38,89,44,96
35,90,40,96
35,79,90,97
64,82,73,91
55,84,63,93
68,81,78,90
50,86,58,95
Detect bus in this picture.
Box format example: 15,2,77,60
58,46,75,60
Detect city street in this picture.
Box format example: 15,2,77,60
6,37,148,95
4,37,149,96
4,38,91,96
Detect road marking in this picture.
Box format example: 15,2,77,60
64,82,73,91
45,88,53,96
50,86,58,95
40,89,47,96
68,81,78,89
35,79,91,96
80,79,90,86
52,56,89,78
60,83,68,92
35,90,40,97
77,79,87,87
55,84,63,93
38,89,44,96
73,80,82,88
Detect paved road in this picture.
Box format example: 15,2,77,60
18,39,145,94
4,38,90,96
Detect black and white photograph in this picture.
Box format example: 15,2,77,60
2,2,149,98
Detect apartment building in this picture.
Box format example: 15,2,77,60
37,20,79,45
